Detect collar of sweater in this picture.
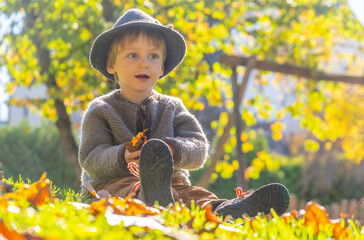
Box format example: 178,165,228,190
112,89,159,107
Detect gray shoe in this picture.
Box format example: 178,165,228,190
138,139,175,207
215,183,290,219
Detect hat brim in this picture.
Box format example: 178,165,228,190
90,21,186,80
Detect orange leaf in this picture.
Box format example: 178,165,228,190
332,220,351,239
304,201,330,234
0,220,26,240
124,197,159,216
126,129,148,152
243,215,254,232
81,183,99,198
88,195,159,217
89,198,108,216
203,204,221,224
4,172,53,207
282,209,299,224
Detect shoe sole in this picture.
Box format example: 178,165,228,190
217,183,290,218
139,139,174,207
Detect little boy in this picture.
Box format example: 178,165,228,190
79,8,290,219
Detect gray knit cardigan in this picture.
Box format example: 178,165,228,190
78,89,209,188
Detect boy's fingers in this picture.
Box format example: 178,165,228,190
129,150,141,158
125,150,140,162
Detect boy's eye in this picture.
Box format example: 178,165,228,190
150,53,160,59
127,53,137,58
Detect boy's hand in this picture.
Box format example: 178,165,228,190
124,149,141,165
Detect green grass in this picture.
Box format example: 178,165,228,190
1,176,363,239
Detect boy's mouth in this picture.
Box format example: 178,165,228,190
135,74,150,79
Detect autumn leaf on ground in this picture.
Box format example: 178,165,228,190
0,220,26,240
0,220,46,240
303,201,352,239
204,204,221,224
304,201,331,234
81,182,110,199
282,209,300,224
126,129,148,152
3,172,53,207
89,194,159,217
332,219,351,239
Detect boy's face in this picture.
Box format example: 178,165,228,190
107,33,165,101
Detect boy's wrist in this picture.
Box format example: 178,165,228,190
166,143,175,156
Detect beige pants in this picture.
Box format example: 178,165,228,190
96,176,226,210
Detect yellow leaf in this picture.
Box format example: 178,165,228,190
277,109,285,120
244,166,260,179
242,141,254,153
251,158,264,171
242,110,256,126
272,132,283,141
304,139,320,153
271,121,285,141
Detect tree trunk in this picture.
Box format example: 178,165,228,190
26,9,81,181
54,98,82,178
196,57,255,189
101,0,115,22
45,75,82,180
196,117,234,188
232,66,248,189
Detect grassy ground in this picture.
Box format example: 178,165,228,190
0,173,363,239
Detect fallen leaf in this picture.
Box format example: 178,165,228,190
81,183,97,198
303,201,352,239
332,220,351,239
0,220,26,240
204,204,221,224
282,209,299,223
4,172,53,207
88,194,159,217
304,201,330,234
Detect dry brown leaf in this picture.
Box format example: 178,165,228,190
88,194,159,217
126,129,148,152
4,172,53,207
124,197,160,216
81,183,98,198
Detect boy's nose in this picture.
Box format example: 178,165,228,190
139,57,149,68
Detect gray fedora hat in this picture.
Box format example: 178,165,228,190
90,8,187,80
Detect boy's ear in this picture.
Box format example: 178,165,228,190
107,65,115,74
160,65,164,77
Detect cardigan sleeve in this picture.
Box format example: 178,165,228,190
162,98,209,170
78,102,130,182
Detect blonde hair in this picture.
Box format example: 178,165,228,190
106,26,167,81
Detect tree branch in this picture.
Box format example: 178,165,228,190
220,54,364,85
